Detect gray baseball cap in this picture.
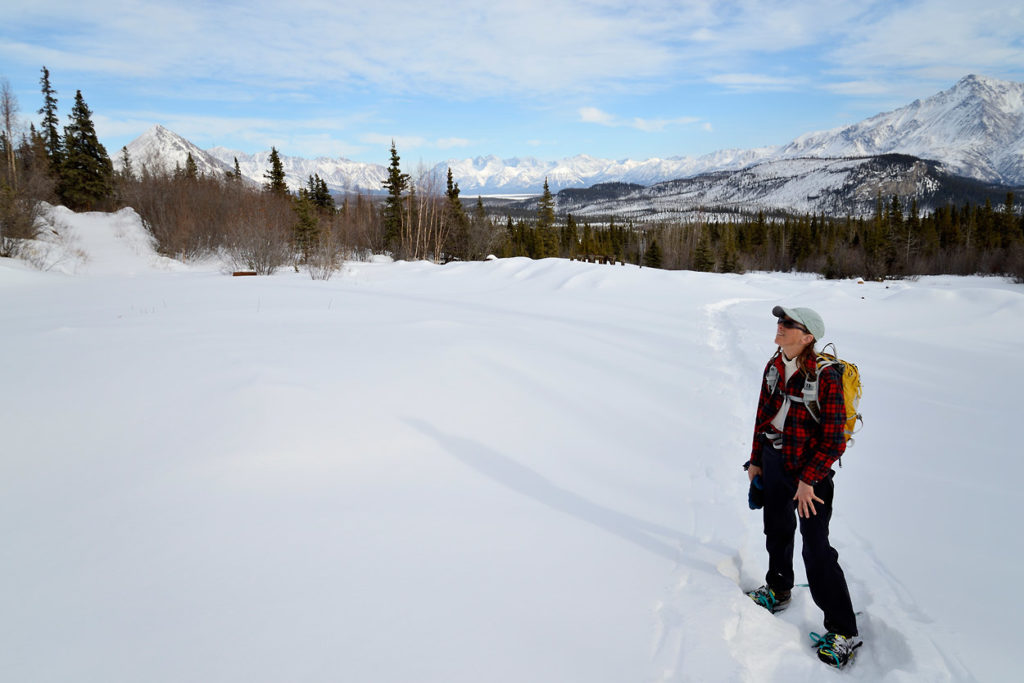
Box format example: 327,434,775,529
772,305,824,340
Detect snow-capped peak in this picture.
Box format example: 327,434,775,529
115,125,234,179
774,74,1024,183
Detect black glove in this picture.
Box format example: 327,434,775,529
748,474,764,510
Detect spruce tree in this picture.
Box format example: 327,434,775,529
644,239,663,268
184,152,198,180
119,146,134,180
561,214,578,258
38,66,61,172
535,178,558,258
306,173,334,211
444,167,469,260
263,147,288,194
381,142,410,254
292,193,319,259
58,90,113,210
693,232,714,272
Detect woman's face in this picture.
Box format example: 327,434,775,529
775,318,814,351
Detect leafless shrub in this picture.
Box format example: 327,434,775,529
219,193,293,275
123,172,238,260
304,226,346,280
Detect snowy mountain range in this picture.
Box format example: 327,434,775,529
117,74,1024,204
542,154,1002,220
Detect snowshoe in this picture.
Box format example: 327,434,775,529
746,585,790,613
810,631,863,668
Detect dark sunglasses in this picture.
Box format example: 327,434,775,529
777,317,809,333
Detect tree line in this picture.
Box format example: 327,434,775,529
496,192,1024,281
2,67,1022,282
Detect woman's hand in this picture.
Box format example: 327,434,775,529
794,480,824,518
747,464,763,483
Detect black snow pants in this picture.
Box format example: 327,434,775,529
761,440,858,637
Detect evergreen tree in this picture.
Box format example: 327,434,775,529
263,146,288,194
58,90,113,210
119,146,134,181
444,167,469,260
693,231,714,272
561,214,578,258
305,173,334,211
788,215,813,268
999,192,1019,248
644,239,663,268
381,141,410,253
38,66,61,172
535,178,558,258
292,192,319,259
184,152,199,180
227,156,242,182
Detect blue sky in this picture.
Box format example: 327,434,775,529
2,1,1023,166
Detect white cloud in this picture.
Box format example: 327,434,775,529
827,0,1024,83
436,137,471,150
3,1,696,98
579,107,618,126
706,73,806,92
14,1,957,102
360,133,428,150
359,133,472,153
630,116,700,133
822,80,898,97
579,107,700,132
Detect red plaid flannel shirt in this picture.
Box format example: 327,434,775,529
749,352,847,485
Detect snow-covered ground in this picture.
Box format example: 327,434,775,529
2,208,1020,682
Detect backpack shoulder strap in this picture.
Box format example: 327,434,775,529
765,350,782,394
799,344,843,422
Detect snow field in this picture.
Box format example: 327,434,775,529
1,208,1020,681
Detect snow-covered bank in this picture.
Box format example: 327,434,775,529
1,209,1020,682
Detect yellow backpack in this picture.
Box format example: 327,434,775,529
813,345,864,444
766,342,863,444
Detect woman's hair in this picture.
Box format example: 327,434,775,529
796,339,818,376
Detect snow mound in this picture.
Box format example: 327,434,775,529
15,204,189,275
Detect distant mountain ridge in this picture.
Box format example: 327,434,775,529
544,154,1013,220
205,146,389,195
117,74,1024,199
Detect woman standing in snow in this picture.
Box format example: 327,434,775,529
744,306,862,669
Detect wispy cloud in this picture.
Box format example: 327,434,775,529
579,107,618,127
5,1,1022,107
436,137,471,150
359,132,473,154
3,1,688,98
826,0,1024,84
706,73,807,92
579,107,700,132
